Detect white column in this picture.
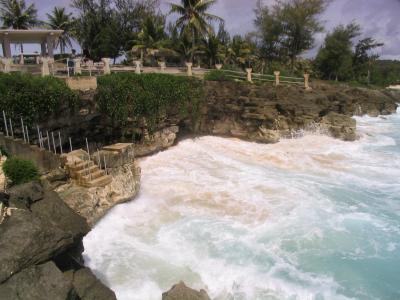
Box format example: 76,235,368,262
159,61,166,72
19,54,24,65
74,58,82,75
246,68,253,82
46,34,55,58
41,57,50,76
304,73,312,90
134,60,141,74
274,71,280,86
40,42,47,57
2,32,11,58
185,62,193,76
102,58,111,75
0,58,12,73
215,64,223,70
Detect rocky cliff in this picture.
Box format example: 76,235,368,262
36,81,398,157
197,81,398,143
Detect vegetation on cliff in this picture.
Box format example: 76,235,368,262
0,73,79,125
204,70,235,82
2,157,39,185
96,73,204,131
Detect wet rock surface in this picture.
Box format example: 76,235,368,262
162,281,211,300
70,267,117,300
199,82,398,144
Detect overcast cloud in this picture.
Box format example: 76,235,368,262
17,0,400,59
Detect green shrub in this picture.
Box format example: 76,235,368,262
2,158,39,185
0,72,79,126
96,73,204,131
204,70,235,82
0,146,9,157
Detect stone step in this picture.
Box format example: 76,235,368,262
70,165,98,179
81,169,105,181
68,160,94,172
83,175,112,188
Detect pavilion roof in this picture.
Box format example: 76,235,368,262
0,29,63,43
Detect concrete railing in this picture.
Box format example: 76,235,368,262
206,67,312,89
0,57,313,89
0,133,61,173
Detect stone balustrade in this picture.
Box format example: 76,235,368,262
185,62,193,76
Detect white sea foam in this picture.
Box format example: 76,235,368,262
84,109,400,300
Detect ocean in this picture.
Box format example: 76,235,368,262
83,108,400,300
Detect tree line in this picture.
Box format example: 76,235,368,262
0,0,398,86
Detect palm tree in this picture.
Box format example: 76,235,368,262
169,0,223,62
0,0,40,53
46,7,74,54
227,35,255,69
132,15,167,65
200,32,224,67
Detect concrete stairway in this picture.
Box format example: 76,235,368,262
65,151,112,188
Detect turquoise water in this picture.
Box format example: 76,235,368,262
84,108,400,300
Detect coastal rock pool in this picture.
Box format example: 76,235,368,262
83,109,400,300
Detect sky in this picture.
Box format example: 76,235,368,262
7,0,400,59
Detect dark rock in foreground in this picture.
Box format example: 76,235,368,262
0,262,72,300
71,267,117,300
162,281,211,300
0,181,116,300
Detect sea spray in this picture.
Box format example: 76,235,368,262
84,109,400,300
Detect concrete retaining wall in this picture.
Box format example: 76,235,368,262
0,133,61,173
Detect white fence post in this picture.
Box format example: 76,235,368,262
246,68,253,82
185,62,193,76
41,57,50,77
0,58,12,73
304,73,312,90
102,58,111,75
134,60,141,74
74,58,82,75
159,61,166,72
274,71,280,86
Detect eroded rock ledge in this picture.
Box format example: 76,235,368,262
197,81,397,144
36,81,398,158
129,83,398,155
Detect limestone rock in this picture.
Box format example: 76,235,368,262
57,161,140,226
321,112,357,141
134,126,180,157
0,182,89,283
31,188,89,238
72,268,117,300
249,127,280,144
0,261,72,300
42,168,69,188
162,281,211,300
0,191,9,205
7,180,44,208
0,209,72,283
